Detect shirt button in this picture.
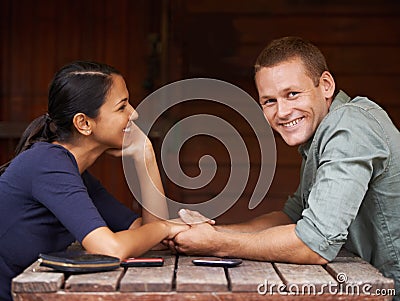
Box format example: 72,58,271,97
319,243,328,251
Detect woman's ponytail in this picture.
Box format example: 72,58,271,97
14,113,57,155
0,113,56,174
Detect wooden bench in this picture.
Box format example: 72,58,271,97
12,249,395,300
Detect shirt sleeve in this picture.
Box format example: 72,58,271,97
31,150,107,243
283,183,303,223
82,171,139,232
294,105,390,261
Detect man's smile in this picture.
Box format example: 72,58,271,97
280,117,304,128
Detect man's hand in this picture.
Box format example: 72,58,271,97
164,218,191,240
171,222,220,256
163,209,217,254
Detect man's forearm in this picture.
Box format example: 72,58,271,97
212,224,327,264
215,211,293,233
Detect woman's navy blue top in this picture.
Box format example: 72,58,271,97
0,142,138,300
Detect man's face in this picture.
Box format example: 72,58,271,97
255,58,334,146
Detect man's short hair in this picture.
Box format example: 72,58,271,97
254,36,329,86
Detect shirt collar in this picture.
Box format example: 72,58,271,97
298,139,312,159
329,90,351,112
298,90,351,158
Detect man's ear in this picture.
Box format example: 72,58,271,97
320,71,336,100
72,113,92,136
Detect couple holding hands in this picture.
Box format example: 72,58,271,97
1,37,399,300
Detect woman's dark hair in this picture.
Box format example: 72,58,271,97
0,61,121,174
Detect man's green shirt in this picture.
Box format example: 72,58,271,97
283,90,400,294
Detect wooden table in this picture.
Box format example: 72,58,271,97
12,249,395,300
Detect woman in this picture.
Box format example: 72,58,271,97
0,61,189,300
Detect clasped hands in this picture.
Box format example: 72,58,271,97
164,209,220,256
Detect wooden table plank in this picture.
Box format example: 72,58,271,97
274,263,336,294
120,255,176,292
12,291,395,301
11,249,396,300
229,260,283,292
326,260,395,293
11,261,64,293
65,268,124,292
176,256,228,292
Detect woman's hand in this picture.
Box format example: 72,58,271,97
178,209,216,225
153,218,190,251
163,218,190,239
122,121,153,160
162,210,215,254
170,222,220,256
106,121,152,160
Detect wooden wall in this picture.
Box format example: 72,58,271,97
0,0,162,213
166,0,400,223
1,0,400,223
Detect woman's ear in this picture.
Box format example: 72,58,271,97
72,113,92,136
320,71,336,100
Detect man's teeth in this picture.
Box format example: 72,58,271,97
123,128,131,132
282,118,302,127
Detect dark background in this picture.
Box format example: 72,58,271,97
1,0,399,223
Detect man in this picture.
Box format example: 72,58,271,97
171,37,400,294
